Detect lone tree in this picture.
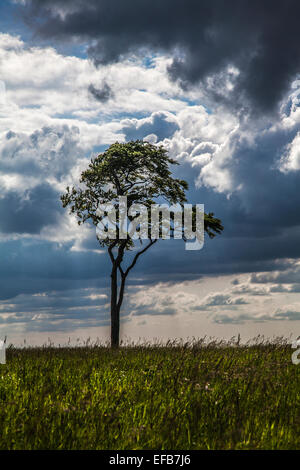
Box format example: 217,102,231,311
61,140,223,348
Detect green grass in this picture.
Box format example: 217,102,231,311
0,338,299,450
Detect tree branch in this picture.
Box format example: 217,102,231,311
116,239,157,309
124,239,157,278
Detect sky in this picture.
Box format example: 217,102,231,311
0,0,300,346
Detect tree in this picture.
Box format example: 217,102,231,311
61,140,223,348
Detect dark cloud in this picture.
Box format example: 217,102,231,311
0,183,61,234
20,0,300,113
0,286,111,332
0,239,110,284
88,82,113,103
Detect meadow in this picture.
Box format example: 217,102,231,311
0,337,299,450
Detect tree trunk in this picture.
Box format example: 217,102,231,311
108,240,156,348
110,266,120,348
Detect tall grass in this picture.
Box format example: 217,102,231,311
0,336,299,449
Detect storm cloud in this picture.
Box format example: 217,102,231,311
20,0,300,113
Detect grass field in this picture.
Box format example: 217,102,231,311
0,337,299,450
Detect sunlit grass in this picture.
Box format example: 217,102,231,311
0,336,299,449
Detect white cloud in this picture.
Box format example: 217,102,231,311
127,282,201,317
0,32,244,246
0,32,242,159
231,283,270,296
0,33,188,138
250,262,300,284
280,132,300,171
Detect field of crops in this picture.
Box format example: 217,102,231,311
0,338,299,450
